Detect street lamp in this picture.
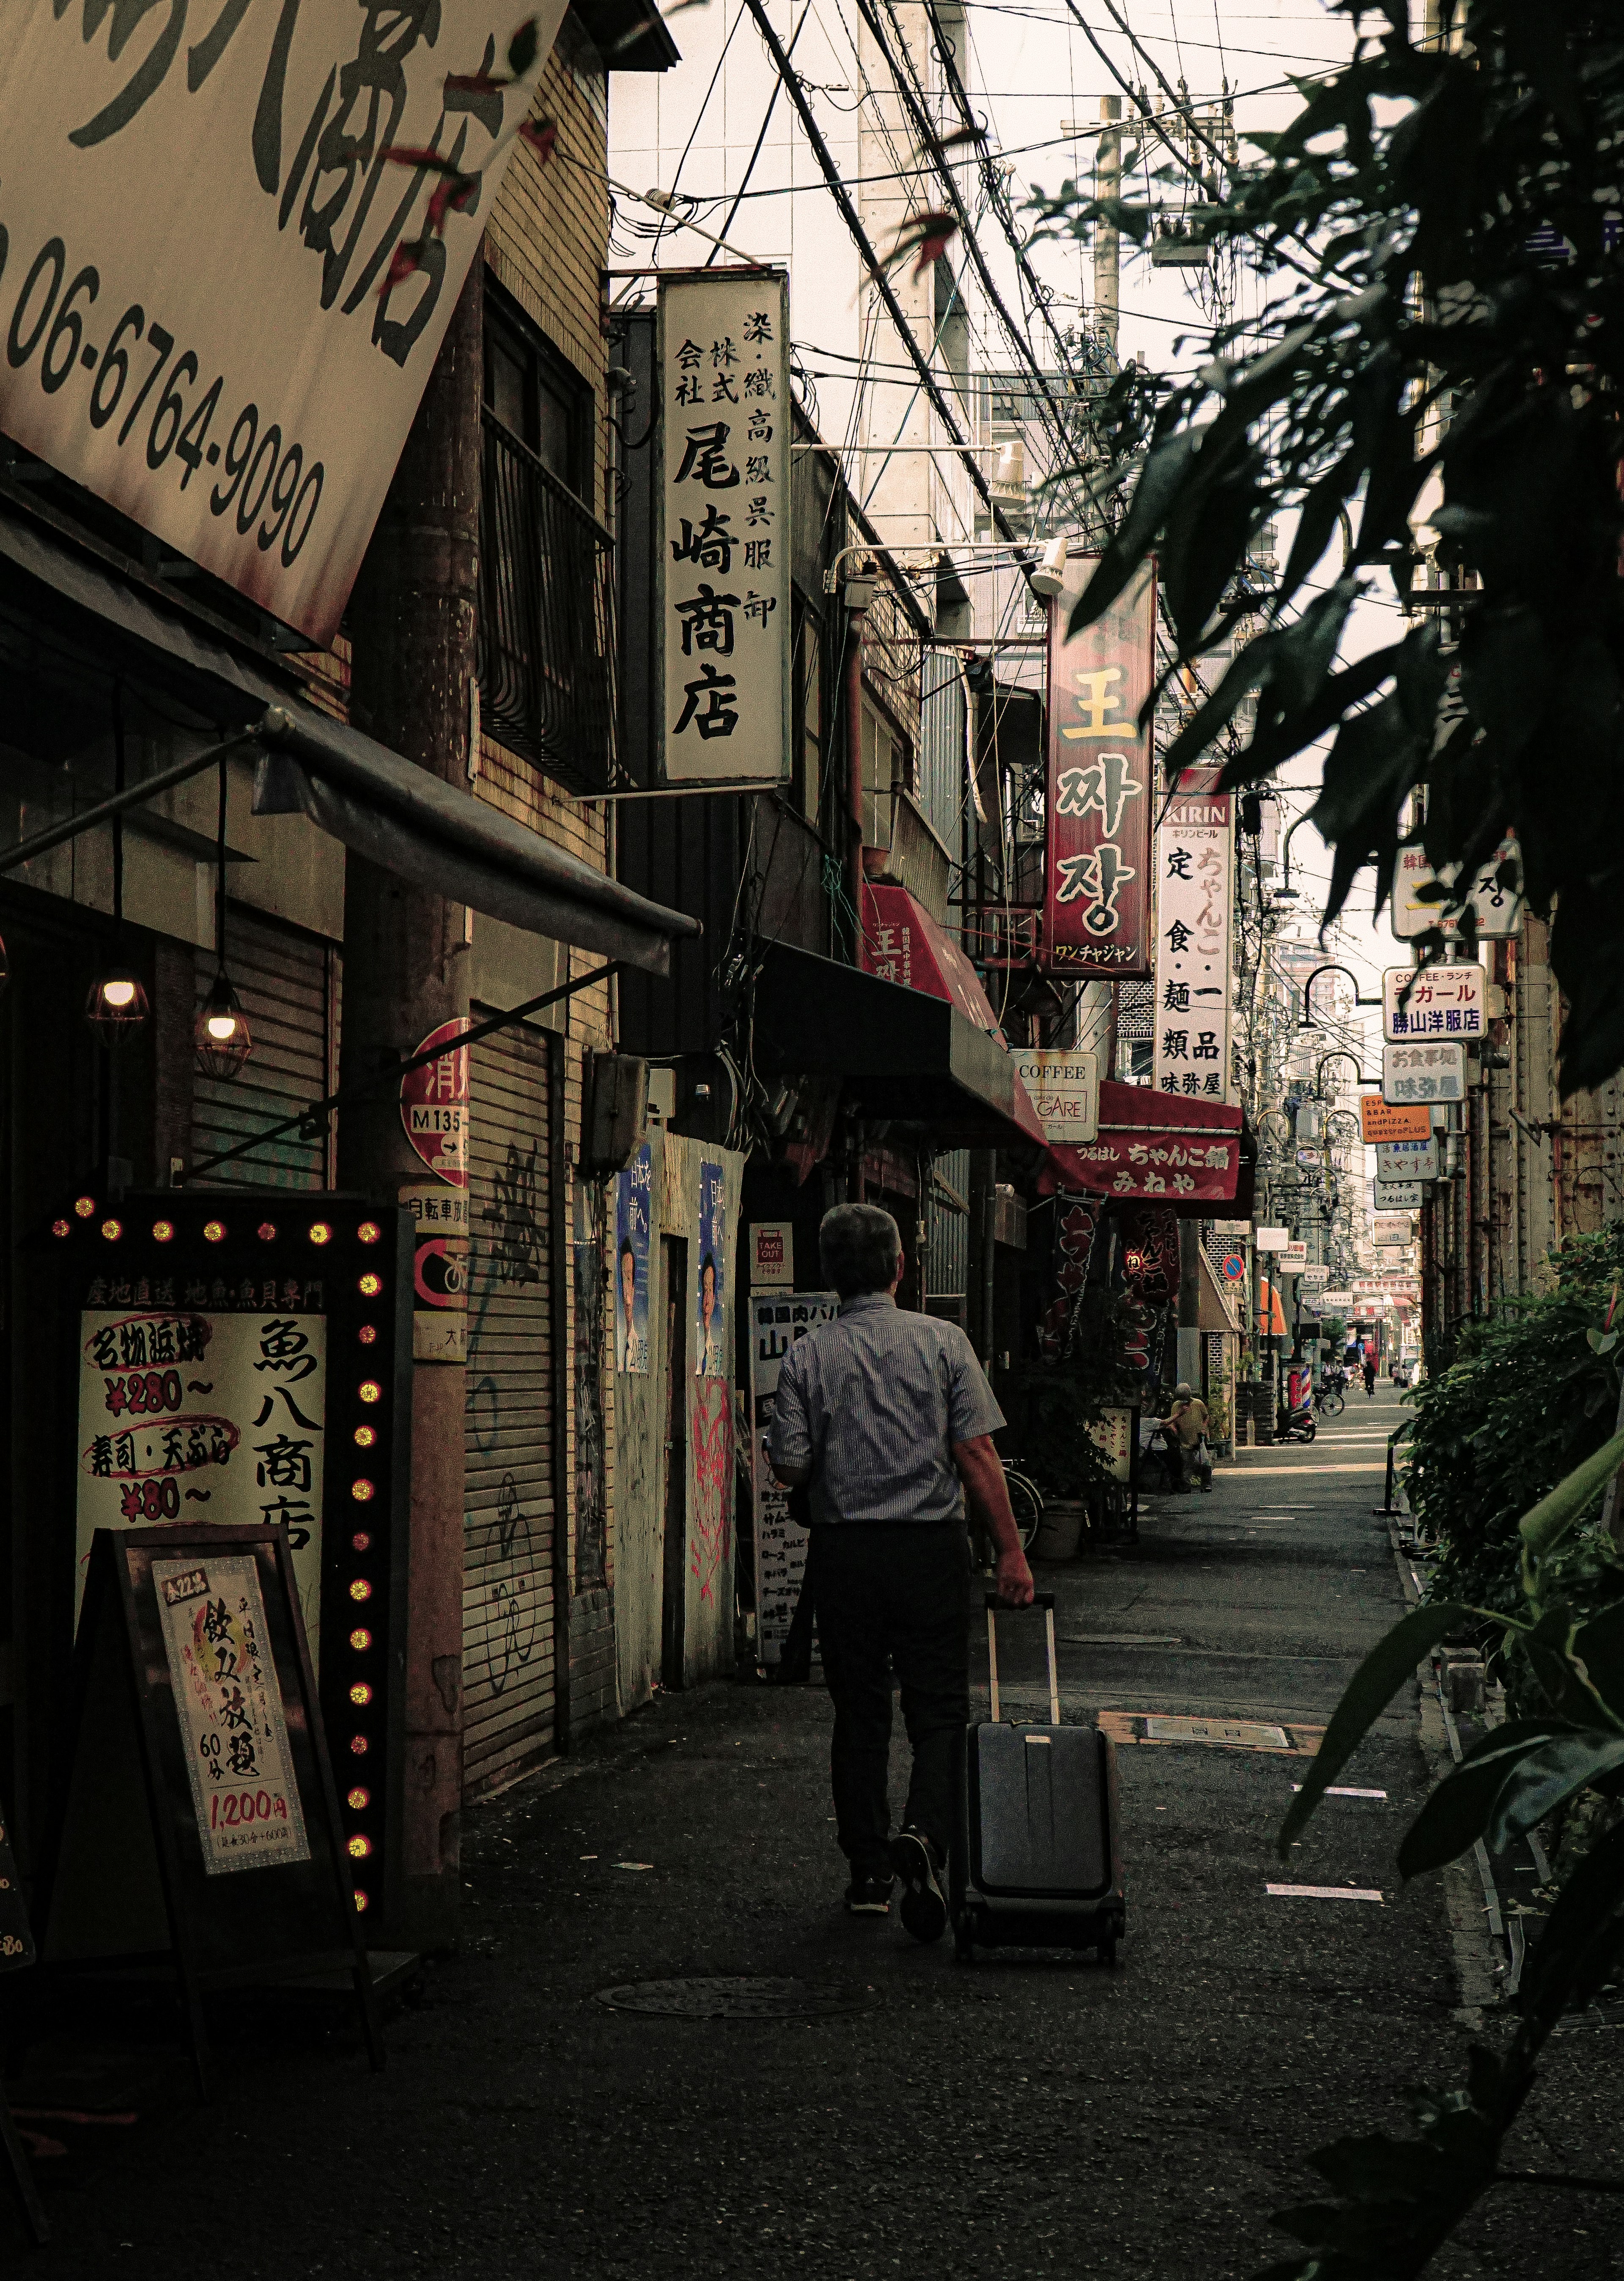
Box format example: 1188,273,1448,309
1271,812,1313,904
1299,963,1383,1030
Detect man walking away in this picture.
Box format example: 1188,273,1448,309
769,1204,1034,1941
1151,1382,1210,1493
1363,1354,1377,1398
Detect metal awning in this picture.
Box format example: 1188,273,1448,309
751,939,1047,1148
0,505,699,977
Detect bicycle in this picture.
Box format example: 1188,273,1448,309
1315,1383,1346,1418
969,1458,1043,1570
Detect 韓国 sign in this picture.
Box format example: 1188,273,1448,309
1152,793,1233,1102
1391,835,1523,941
0,5,564,643
1383,1041,1465,1105
154,1554,311,1876
1360,1095,1433,1144
1009,1049,1099,1146
1383,963,1486,1043
657,270,790,784
1377,1136,1441,1183
1042,557,1155,976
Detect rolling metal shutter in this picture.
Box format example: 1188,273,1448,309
191,907,336,1189
463,1018,557,1797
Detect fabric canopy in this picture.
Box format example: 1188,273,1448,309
1039,1081,1244,1205
253,707,698,976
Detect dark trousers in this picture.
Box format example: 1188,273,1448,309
811,1522,969,1875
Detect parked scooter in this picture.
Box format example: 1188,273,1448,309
1275,1397,1317,1443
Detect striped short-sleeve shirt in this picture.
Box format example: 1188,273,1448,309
768,1291,1005,1525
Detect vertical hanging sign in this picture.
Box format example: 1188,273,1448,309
657,270,792,784
1042,557,1156,976
401,1017,470,1364
1152,791,1234,1102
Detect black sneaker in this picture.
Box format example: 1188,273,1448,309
845,1874,893,1916
890,1827,948,1944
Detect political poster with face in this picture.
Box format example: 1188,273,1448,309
614,1144,652,1376
695,1158,728,1380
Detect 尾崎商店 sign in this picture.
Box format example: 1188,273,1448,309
657,271,791,784
1042,557,1155,976
1152,792,1233,1102
0,4,566,643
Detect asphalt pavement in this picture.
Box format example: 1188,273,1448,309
11,1382,1623,2277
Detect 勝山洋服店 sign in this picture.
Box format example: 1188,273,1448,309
1375,1179,1424,1209
154,1553,311,1876
657,271,790,784
1009,1049,1099,1146
1042,556,1155,978
1383,1041,1466,1104
1377,1135,1441,1183
77,1301,327,1649
1360,1095,1432,1144
1391,834,1523,941
1152,793,1234,1103
0,4,564,643
1383,963,1486,1043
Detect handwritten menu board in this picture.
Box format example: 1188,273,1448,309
749,1292,838,1666
153,1555,310,1877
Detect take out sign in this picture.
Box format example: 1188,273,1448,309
1360,1095,1432,1144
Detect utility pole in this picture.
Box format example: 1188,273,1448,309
340,261,482,1956
1093,95,1122,363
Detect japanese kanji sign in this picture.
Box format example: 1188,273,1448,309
1040,1081,1242,1204
1043,557,1156,976
1377,1136,1441,1182
401,1018,470,1187
749,1292,839,1670
77,1305,328,1651
658,270,790,784
1383,963,1486,1043
153,1554,311,1877
1151,792,1233,1102
1382,1041,1466,1105
0,4,564,643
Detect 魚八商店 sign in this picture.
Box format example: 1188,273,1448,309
1151,793,1233,1103
1042,557,1155,977
0,3,565,642
657,271,791,784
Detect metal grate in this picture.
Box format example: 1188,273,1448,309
477,410,618,794
1116,977,1154,1042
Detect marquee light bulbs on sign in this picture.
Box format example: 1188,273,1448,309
50,1195,403,1923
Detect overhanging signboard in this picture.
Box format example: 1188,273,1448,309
1383,1041,1465,1105
1374,1179,1423,1209
657,270,791,784
0,4,565,644
1009,1049,1099,1146
1152,793,1234,1102
1042,557,1155,977
1391,835,1523,941
1377,1136,1440,1183
1360,1095,1432,1144
1383,963,1487,1043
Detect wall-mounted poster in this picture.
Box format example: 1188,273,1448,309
749,1292,839,1668
614,1143,652,1376
696,1157,728,1379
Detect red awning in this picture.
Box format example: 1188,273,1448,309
1037,1080,1243,1205
860,884,1044,1143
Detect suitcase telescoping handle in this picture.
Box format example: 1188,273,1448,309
984,1592,1060,1727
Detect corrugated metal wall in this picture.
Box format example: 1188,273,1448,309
919,650,966,855
191,908,335,1188
926,1147,970,1317
463,1021,557,1798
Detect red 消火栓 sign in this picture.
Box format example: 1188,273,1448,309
1037,1081,1243,1205
1042,557,1156,978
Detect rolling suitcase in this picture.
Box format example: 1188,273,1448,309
951,1593,1125,1964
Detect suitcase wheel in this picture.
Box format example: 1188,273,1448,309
953,1915,976,1964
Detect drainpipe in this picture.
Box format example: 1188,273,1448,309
844,572,873,957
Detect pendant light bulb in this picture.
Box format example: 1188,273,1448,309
86,965,150,1046
195,971,252,1080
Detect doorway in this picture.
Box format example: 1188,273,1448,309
660,1236,689,1690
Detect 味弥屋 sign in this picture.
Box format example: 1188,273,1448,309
1383,963,1486,1043
1042,557,1155,977
1151,793,1233,1103
0,4,564,643
657,270,790,784
1382,1041,1465,1104
1009,1049,1099,1145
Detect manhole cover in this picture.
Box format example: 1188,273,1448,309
596,1976,875,2020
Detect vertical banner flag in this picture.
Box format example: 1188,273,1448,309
657,271,791,784
1152,790,1234,1101
614,1143,652,1374
1043,557,1156,976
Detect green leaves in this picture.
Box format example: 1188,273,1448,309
1395,1720,1575,1877
1278,1603,1474,1860
1520,1426,1624,1586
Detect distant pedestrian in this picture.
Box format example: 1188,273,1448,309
768,1204,1034,1939
1151,1382,1211,1492
1363,1357,1377,1398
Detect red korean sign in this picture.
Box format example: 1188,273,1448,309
400,1017,470,1190
1042,557,1157,977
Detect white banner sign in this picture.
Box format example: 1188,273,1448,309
1374,1213,1414,1245
1377,1136,1441,1183
0,5,561,643
1391,835,1523,940
1319,1289,1354,1309
1383,963,1486,1044
1009,1049,1099,1144
658,271,790,783
1375,1180,1424,1209
1298,1265,1330,1286
1277,1241,1308,1273
1255,1226,1290,1252
1152,793,1233,1102
1383,1040,1466,1104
